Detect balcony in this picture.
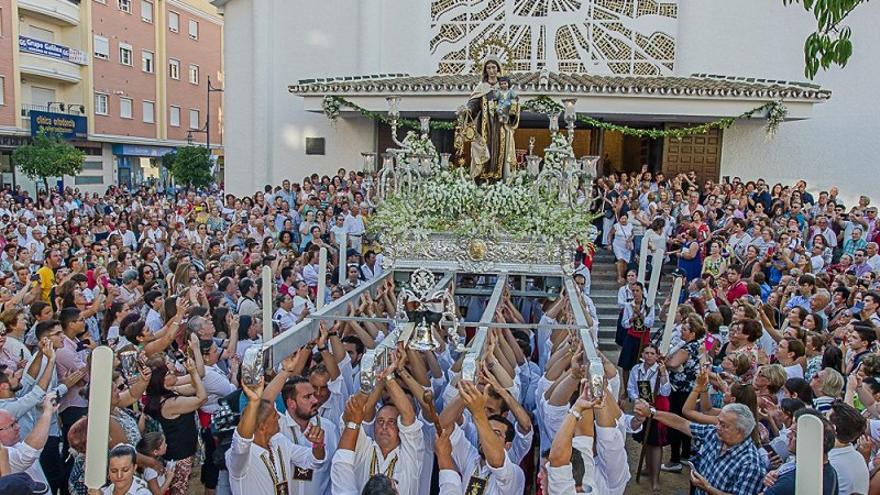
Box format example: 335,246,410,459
17,0,81,25
19,51,83,83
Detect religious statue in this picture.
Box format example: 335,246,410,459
455,57,520,181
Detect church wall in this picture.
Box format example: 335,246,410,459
675,0,880,206
221,0,880,203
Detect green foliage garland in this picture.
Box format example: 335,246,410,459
322,95,787,141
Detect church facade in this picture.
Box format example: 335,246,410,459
213,0,880,204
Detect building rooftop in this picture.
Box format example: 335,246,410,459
290,71,831,101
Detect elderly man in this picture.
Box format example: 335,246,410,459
0,394,56,484
634,401,765,495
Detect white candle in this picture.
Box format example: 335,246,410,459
646,238,666,308
795,414,823,495
262,266,273,341
84,346,114,489
339,231,348,285
637,237,651,284
317,247,328,310
660,276,683,355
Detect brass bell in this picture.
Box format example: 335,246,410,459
408,318,440,352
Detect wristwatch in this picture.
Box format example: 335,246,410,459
649,407,657,418
384,372,396,382
345,421,360,431
568,407,583,421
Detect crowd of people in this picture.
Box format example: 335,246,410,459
0,165,877,495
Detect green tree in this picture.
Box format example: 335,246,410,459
12,133,85,192
165,145,214,189
785,0,865,79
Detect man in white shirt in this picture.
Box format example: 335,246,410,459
276,376,340,495
273,294,298,332
198,340,238,415
866,242,880,273
112,221,138,250
446,381,525,495
828,402,870,495
330,373,425,495
290,282,316,322
144,290,165,334
544,388,633,495
343,204,366,252
226,380,325,495
0,393,55,484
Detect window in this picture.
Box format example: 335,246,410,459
118,0,131,13
0,8,4,37
140,0,152,22
94,93,108,115
169,58,180,80
29,25,54,42
75,176,104,185
142,50,154,73
120,97,132,119
188,20,198,39
189,109,199,129
31,86,55,107
168,11,179,32
188,64,199,85
0,77,4,106
119,43,132,66
142,101,154,123
169,106,180,127
93,35,109,60
82,162,104,170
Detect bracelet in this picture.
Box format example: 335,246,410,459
568,408,583,421
384,372,396,382
345,421,360,430
317,345,328,352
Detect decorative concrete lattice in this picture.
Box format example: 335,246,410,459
430,0,678,76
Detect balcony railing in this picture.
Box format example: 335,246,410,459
21,103,87,117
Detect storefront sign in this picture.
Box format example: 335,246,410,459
29,111,88,140
111,144,175,157
18,36,89,66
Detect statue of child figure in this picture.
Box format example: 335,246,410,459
494,76,518,122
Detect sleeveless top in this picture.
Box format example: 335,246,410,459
156,398,199,460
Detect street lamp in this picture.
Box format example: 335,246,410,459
206,76,224,152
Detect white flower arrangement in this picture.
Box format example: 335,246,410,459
369,168,599,246
543,133,573,170
398,131,439,169
765,100,788,140
322,96,341,123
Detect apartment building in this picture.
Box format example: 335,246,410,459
0,0,222,193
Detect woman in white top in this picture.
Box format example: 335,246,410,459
89,444,152,495
615,270,637,346
612,213,635,283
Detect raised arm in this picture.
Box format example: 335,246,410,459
634,398,693,437
459,381,505,468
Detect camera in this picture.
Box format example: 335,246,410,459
210,397,241,471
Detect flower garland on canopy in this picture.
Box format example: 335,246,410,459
321,95,789,140
368,168,599,245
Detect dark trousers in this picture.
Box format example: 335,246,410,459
200,428,220,489
668,390,692,463
40,435,66,495
59,407,88,493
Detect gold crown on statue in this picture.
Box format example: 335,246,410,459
469,36,516,73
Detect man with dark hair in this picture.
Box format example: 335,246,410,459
777,337,806,379
726,265,748,303
763,408,839,495
846,323,876,375
828,402,869,494
226,380,324,494
143,290,165,334
274,375,338,495
237,278,259,318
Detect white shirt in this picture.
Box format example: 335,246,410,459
626,362,671,401
829,444,870,495
277,412,340,495
7,441,47,484
448,424,524,495
98,478,152,495
784,363,805,380
145,308,164,334
291,295,315,320
546,424,630,495
302,263,320,288
201,364,237,414
343,214,365,236
331,417,425,495
226,430,323,495
273,308,298,332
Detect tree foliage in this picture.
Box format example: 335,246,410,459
165,145,214,188
784,0,865,79
12,133,85,190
